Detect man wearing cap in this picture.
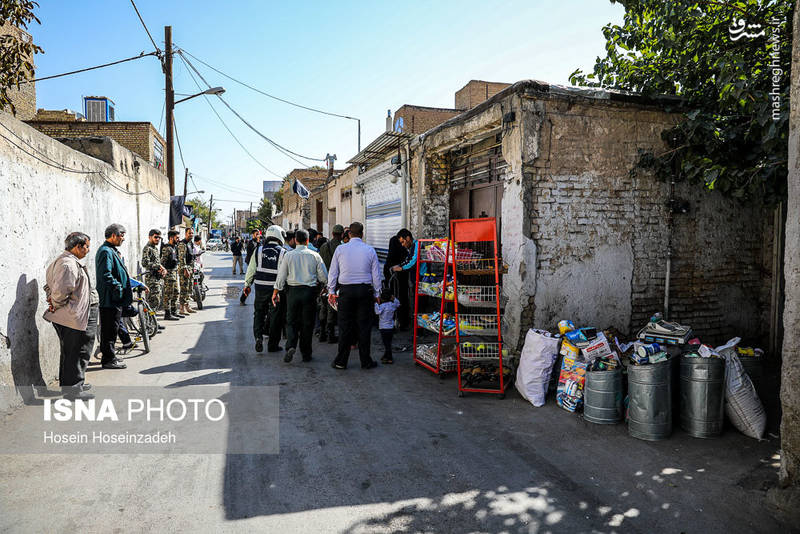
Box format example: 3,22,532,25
317,224,343,342
141,229,166,318
244,225,287,353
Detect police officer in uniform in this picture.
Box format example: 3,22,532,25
177,227,196,315
141,229,166,315
243,225,286,353
161,230,182,320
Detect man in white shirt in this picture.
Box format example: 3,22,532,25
273,229,327,363
327,222,382,370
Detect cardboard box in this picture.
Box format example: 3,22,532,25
581,333,612,362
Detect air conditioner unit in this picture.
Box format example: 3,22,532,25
84,96,115,122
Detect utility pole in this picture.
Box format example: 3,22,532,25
248,201,253,233
164,26,175,196
182,167,189,198
208,194,214,233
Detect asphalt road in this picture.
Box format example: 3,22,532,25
0,252,794,533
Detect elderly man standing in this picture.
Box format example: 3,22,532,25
96,223,130,370
273,229,327,363
327,222,382,370
43,232,98,399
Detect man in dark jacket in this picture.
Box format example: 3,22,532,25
95,223,131,369
317,224,343,342
385,230,411,329
245,230,261,265
231,236,244,274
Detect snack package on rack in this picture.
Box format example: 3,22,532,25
556,355,588,412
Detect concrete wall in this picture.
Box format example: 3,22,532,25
780,0,800,489
0,113,169,411
25,121,166,170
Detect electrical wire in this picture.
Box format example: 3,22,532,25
129,0,162,58
178,51,325,165
190,172,262,196
178,47,359,122
172,116,187,170
178,55,283,178
22,51,157,83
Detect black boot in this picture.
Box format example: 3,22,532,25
172,307,185,319
164,310,179,321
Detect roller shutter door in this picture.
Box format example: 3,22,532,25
363,172,402,263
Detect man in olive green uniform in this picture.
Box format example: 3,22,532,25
177,227,196,315
141,229,166,313
317,224,343,343
161,230,182,320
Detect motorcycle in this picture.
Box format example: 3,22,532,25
192,266,208,309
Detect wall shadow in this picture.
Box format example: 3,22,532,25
8,275,45,404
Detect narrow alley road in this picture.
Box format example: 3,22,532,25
0,252,792,533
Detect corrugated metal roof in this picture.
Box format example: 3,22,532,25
347,131,412,165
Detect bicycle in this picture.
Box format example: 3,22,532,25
123,282,159,354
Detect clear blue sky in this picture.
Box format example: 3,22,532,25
31,0,624,223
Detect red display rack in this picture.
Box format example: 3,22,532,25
450,218,509,398
412,238,458,377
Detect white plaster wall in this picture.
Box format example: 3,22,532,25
0,113,169,411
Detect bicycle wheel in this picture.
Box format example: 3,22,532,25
144,303,159,337
137,304,151,354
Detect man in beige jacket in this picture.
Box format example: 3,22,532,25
43,232,98,400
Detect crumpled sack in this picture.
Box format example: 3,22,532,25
717,337,766,440
515,329,560,407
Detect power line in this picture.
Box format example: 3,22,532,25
178,47,359,122
191,172,262,196
172,116,186,170
22,51,157,83
129,0,162,58
178,51,325,165
178,54,283,178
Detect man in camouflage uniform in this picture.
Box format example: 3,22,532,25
141,229,166,313
161,230,182,320
177,227,196,315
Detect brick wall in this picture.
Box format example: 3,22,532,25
1,23,36,120
393,105,461,135
25,121,166,172
455,80,511,110
280,168,330,230
527,100,772,344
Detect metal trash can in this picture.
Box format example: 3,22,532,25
680,356,725,438
585,368,623,424
628,358,672,441
739,356,764,399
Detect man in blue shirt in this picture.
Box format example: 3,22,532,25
390,229,417,329
327,222,382,370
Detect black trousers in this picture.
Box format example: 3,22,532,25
397,271,410,328
99,306,122,364
253,288,286,351
380,328,393,358
335,284,375,368
318,296,337,337
53,305,98,387
286,285,317,357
